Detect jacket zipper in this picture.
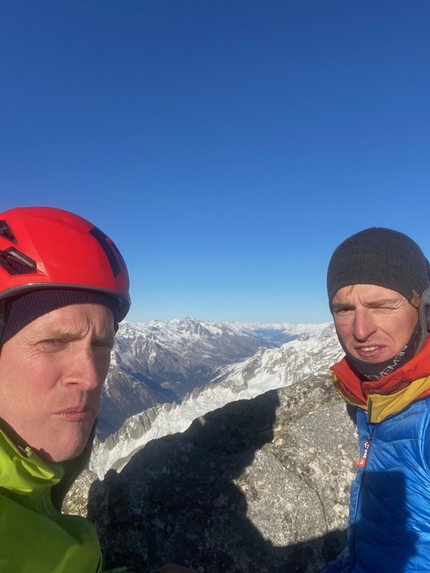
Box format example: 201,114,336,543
357,437,371,467
352,430,374,566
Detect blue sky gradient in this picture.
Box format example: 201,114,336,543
1,1,430,323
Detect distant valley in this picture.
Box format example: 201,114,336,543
92,318,343,477
98,317,333,438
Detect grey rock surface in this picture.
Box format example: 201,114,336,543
65,375,358,573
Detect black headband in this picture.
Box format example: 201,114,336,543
0,288,119,344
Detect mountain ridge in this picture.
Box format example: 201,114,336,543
92,321,343,477
98,317,332,438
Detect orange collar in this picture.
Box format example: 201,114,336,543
331,337,430,408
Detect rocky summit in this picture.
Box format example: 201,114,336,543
65,372,358,573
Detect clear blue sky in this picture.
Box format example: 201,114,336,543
1,1,429,323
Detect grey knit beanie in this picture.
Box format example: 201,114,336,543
327,228,430,308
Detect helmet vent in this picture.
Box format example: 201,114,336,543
89,226,125,278
0,248,37,275
0,221,18,244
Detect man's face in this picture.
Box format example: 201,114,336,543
332,284,419,363
0,303,115,463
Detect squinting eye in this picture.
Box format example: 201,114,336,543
38,339,66,351
93,341,114,350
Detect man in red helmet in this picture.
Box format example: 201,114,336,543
0,207,194,573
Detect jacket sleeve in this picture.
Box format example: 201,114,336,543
321,547,348,573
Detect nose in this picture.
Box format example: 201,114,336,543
353,308,377,342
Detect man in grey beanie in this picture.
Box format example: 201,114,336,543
324,227,430,573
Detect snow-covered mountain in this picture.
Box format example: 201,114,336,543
212,323,344,391
98,317,331,438
91,321,343,477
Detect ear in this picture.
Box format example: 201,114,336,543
418,287,430,352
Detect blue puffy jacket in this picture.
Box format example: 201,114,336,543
324,339,430,573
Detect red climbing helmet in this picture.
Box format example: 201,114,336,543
0,206,131,321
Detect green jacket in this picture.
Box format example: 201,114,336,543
0,426,131,573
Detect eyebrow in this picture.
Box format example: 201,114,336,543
365,297,401,308
332,297,401,311
34,326,115,344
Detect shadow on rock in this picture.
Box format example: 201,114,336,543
88,390,345,573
